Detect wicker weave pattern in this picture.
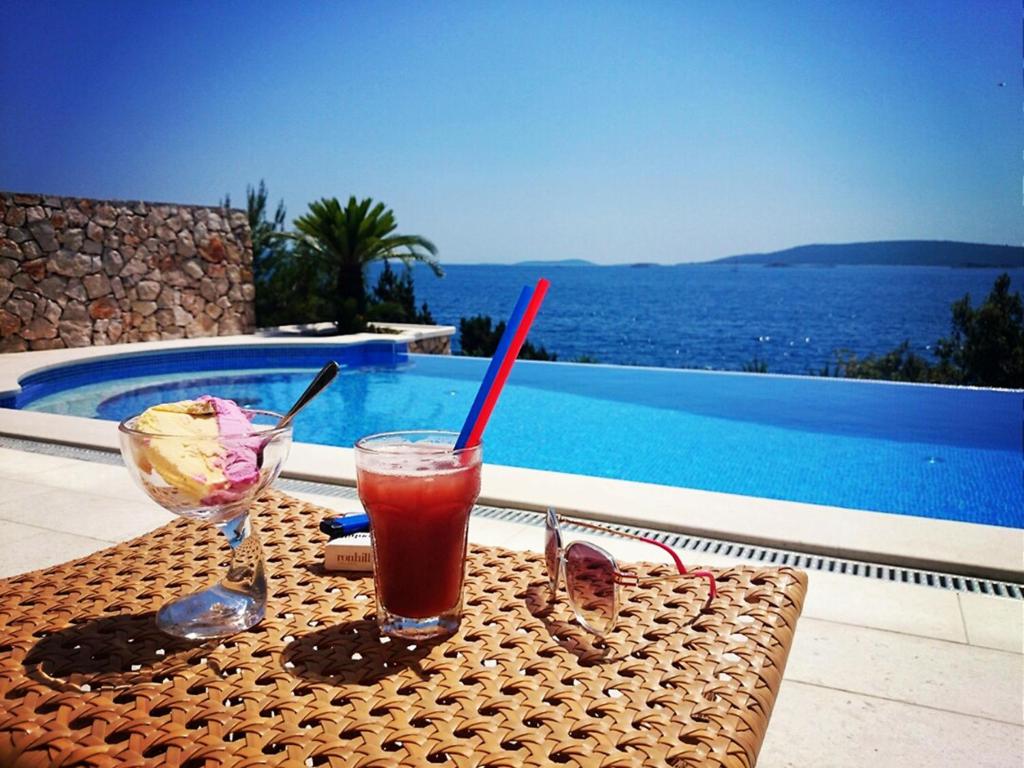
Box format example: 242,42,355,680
0,491,806,767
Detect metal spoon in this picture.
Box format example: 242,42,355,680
257,361,339,466
276,360,340,430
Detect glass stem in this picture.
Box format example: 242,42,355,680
216,511,267,602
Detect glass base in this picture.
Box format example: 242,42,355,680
156,584,265,640
377,606,461,641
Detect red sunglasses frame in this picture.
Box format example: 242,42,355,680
545,508,717,636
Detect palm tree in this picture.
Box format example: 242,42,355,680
290,196,441,332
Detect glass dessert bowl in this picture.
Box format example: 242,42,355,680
118,398,293,639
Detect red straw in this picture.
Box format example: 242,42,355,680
464,278,549,448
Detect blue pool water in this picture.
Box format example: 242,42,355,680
8,343,1022,528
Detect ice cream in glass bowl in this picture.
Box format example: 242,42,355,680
118,396,292,639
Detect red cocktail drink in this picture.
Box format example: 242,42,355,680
355,431,482,639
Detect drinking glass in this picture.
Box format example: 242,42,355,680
118,409,292,639
354,431,482,640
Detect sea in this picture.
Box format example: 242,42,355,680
389,263,1024,375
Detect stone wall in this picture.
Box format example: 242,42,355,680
0,192,255,353
407,335,451,355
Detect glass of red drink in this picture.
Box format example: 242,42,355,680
354,430,482,640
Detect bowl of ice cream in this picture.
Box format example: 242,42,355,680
119,396,292,522
118,396,293,639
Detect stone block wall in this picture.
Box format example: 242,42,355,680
407,335,451,355
0,192,255,353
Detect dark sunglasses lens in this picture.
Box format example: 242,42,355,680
545,513,559,596
564,542,617,636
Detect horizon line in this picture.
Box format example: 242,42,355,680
429,238,1024,268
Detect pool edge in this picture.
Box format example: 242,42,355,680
2,407,1020,584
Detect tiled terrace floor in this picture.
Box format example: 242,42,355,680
0,446,1021,766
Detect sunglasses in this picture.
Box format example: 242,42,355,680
544,508,717,637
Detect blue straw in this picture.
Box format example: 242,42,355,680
455,284,534,450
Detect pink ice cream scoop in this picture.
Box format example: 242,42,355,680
196,395,261,504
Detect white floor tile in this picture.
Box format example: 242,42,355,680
0,446,77,477
0,476,62,504
784,617,1024,724
286,491,365,516
759,679,1024,768
0,528,113,578
0,487,173,542
30,460,141,501
801,569,967,643
468,517,537,550
0,520,56,547
959,592,1024,654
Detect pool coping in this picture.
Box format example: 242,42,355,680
0,336,1021,583
0,329,455,402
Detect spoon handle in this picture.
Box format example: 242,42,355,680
278,361,339,429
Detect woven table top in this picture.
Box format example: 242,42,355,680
0,490,806,767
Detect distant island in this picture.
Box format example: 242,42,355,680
446,241,1023,268
704,240,1023,268
513,258,596,267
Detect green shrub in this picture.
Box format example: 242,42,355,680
458,314,556,360
366,261,435,325
823,273,1023,389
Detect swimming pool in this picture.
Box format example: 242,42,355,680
5,342,1021,528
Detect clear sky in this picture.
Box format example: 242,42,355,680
1,1,1019,264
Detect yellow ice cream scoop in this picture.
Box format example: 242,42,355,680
134,399,233,503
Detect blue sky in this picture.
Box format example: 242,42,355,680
1,1,1019,264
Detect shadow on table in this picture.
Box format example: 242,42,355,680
520,579,707,665
519,581,624,665
281,619,447,685
24,612,208,692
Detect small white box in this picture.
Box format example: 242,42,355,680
324,532,374,572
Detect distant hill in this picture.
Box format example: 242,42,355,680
705,241,1023,268
513,258,597,267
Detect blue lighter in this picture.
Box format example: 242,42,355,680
319,514,371,538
